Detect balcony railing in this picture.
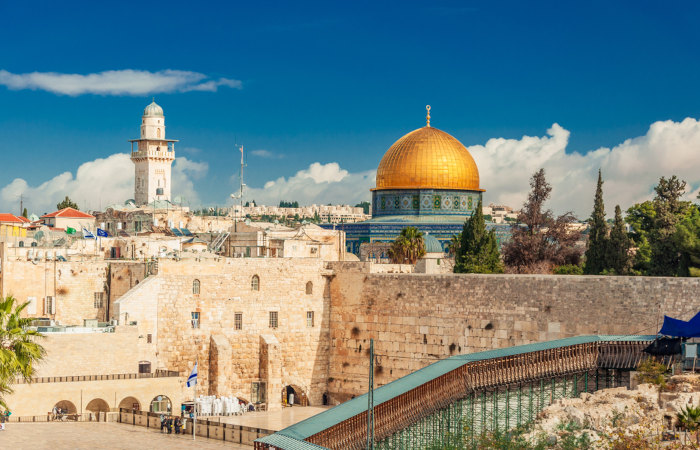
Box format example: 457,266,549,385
14,370,179,384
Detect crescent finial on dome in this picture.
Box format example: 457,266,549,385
426,105,431,127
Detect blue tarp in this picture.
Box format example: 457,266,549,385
659,311,700,338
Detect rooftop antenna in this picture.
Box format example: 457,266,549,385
230,144,246,232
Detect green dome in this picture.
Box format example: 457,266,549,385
423,233,443,253
144,101,164,117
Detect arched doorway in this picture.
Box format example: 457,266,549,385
86,398,110,414
118,396,141,411
150,395,172,414
53,400,77,414
282,385,308,406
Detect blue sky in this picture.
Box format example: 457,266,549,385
1,1,700,215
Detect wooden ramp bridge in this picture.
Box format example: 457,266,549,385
255,335,656,450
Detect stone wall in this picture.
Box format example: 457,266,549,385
5,372,184,417
115,258,331,408
34,326,142,377
0,252,109,326
326,263,700,401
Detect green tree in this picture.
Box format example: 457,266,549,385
56,196,78,211
676,201,700,277
626,201,655,274
388,227,425,264
454,200,503,273
0,296,46,411
355,201,371,215
608,205,632,274
584,170,609,274
21,208,27,219
650,175,688,276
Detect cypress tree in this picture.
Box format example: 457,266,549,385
608,205,631,274
22,208,28,218
584,169,609,274
454,199,503,273
650,175,687,276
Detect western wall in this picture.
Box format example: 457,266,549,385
326,262,700,402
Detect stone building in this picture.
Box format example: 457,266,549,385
113,258,332,410
130,101,177,206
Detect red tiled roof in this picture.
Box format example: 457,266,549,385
41,207,94,219
0,213,25,223
16,216,31,223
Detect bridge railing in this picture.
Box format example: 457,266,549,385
13,370,180,384
267,337,654,450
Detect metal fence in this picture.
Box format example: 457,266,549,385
118,409,275,446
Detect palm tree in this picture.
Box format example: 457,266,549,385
677,404,700,445
0,296,45,411
388,227,426,264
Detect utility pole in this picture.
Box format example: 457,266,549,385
367,338,374,450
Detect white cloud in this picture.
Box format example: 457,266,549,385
172,157,208,205
246,162,374,206
250,149,284,159
471,118,700,217
244,118,700,216
0,69,241,96
0,154,208,214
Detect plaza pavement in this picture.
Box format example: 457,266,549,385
0,422,246,449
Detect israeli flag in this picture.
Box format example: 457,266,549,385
82,228,96,239
97,228,109,237
187,362,198,387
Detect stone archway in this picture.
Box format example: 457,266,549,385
118,396,141,411
54,400,77,414
150,395,172,414
86,398,110,420
282,384,308,406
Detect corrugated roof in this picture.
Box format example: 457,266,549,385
265,335,655,443
255,434,330,449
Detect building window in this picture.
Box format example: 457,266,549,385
93,292,104,309
45,296,54,315
191,312,200,329
234,313,242,330
251,275,260,291
305,281,313,295
269,311,278,329
193,279,200,295
147,334,152,343
307,311,314,327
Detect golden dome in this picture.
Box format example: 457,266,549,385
375,125,481,191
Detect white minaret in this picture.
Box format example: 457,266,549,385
129,100,178,206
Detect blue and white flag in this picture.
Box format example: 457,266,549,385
187,362,198,387
97,228,109,237
82,228,96,239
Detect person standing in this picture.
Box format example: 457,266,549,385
160,414,166,433
174,417,181,434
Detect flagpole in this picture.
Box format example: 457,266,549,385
193,358,197,441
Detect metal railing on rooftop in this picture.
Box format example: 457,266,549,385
14,370,179,384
